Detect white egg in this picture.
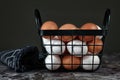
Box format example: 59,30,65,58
82,55,100,70
42,37,50,44
45,55,61,70
54,36,59,39
44,39,65,55
88,52,98,55
67,40,88,57
96,25,103,39
42,36,59,44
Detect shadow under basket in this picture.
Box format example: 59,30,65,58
34,9,111,72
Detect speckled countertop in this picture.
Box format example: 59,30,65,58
0,53,120,80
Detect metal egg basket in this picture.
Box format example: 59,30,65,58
34,9,110,72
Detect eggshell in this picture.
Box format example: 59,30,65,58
45,55,61,70
42,37,50,44
41,21,58,39
42,36,58,44
44,39,65,55
67,40,88,57
82,55,100,70
79,23,98,42
88,38,103,54
87,52,98,54
58,24,78,42
96,25,103,39
62,56,81,70
54,36,59,39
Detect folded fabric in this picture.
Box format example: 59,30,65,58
0,46,45,72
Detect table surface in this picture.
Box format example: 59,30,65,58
0,53,120,80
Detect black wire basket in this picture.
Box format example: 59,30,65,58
34,9,110,72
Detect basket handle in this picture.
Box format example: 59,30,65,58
34,9,42,34
103,9,111,30
34,9,48,55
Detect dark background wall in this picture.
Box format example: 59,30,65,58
0,0,119,53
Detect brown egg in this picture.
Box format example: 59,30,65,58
88,38,103,54
58,24,78,42
41,21,58,39
79,23,98,42
62,55,81,70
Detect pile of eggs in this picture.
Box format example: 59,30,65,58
41,21,103,71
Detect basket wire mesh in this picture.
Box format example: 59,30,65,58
34,9,110,72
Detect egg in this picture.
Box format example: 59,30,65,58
88,38,103,54
42,36,58,44
58,24,78,42
67,40,88,57
54,36,59,39
41,21,58,39
96,25,103,39
62,56,81,70
82,55,100,70
42,37,50,44
44,39,65,55
87,51,100,55
45,55,61,70
79,23,98,42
